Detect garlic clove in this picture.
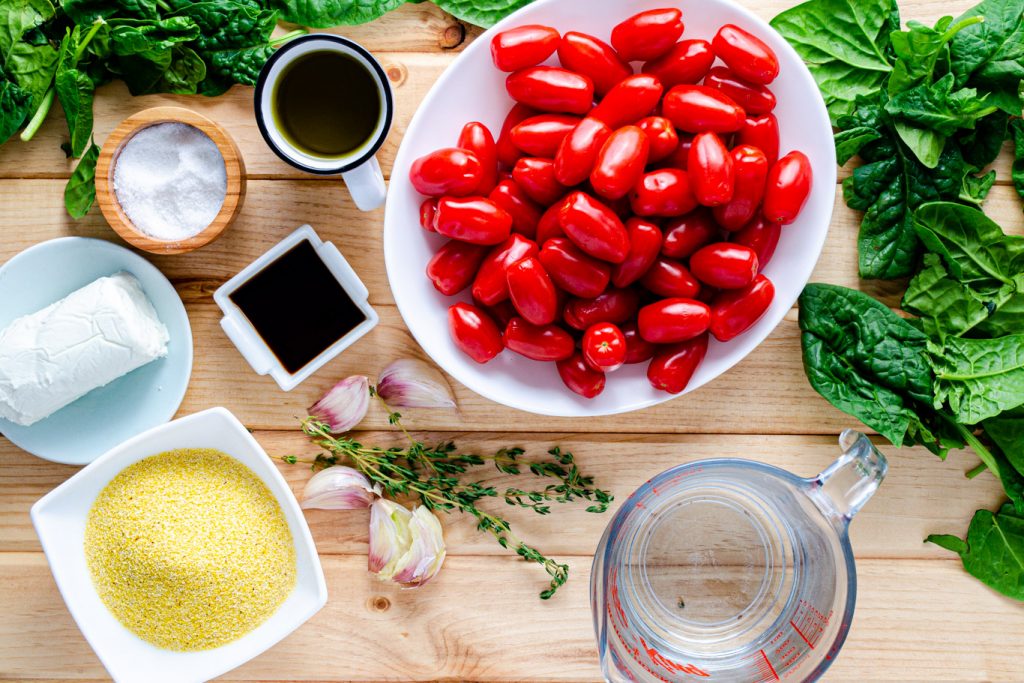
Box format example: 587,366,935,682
300,465,381,510
389,505,447,587
376,359,456,409
309,375,370,433
368,499,413,577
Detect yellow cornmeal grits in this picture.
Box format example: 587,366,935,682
84,448,296,651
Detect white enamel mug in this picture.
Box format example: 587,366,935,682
254,35,394,210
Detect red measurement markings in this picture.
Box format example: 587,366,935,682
760,649,780,681
790,620,814,650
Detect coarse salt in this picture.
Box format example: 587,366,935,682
113,122,227,241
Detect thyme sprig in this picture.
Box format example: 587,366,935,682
283,390,612,599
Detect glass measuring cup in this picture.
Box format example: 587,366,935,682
591,430,886,682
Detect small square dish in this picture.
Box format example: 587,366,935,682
30,407,327,683
214,225,378,391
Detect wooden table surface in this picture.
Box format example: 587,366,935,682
2,0,1023,680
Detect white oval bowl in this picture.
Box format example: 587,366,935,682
383,0,836,417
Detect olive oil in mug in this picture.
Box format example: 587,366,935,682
272,51,381,158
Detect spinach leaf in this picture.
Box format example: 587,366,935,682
930,334,1024,425
6,41,58,110
55,67,92,156
63,0,158,24
108,17,202,94
950,0,1024,115
927,503,1024,601
1012,119,1024,207
769,0,897,123
64,139,98,218
433,0,535,28
958,111,1010,168
914,202,1024,288
987,411,1024,476
842,96,969,279
885,73,997,167
265,0,403,28
902,254,1013,338
0,0,55,65
887,15,982,95
959,169,996,207
0,76,31,143
978,294,1024,338
798,283,958,455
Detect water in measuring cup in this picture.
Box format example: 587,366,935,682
592,431,885,682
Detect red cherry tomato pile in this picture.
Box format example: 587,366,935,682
410,8,813,399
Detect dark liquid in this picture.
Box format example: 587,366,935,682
272,50,381,158
230,240,367,374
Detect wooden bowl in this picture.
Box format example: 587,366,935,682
95,106,246,255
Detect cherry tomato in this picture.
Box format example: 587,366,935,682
621,321,656,364
538,237,612,298
506,255,559,325
512,157,567,205
689,242,758,289
763,151,812,225
419,198,438,232
611,8,685,62
510,114,581,157
583,322,627,372
660,134,693,170
590,75,664,129
472,233,539,305
490,24,560,72
504,317,575,361
737,113,779,166
590,126,650,201
448,302,504,363
662,209,718,259
637,298,710,343
488,178,543,238
434,196,513,245
712,145,769,231
647,333,708,393
496,103,537,168
483,299,518,328
662,85,745,134
712,24,779,85
457,121,498,194
536,200,568,244
554,116,613,186
709,274,775,341
642,39,715,88
704,67,776,116
630,168,697,217
611,217,662,288
557,31,632,96
640,257,701,298
558,191,630,263
409,148,483,197
731,216,781,271
426,240,488,295
563,288,640,330
636,116,679,162
557,352,606,398
506,66,594,115
688,132,734,206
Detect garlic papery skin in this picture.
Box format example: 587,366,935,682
309,375,370,433
368,499,413,577
389,505,446,587
301,466,381,510
376,359,456,409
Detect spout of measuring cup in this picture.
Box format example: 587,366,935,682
811,429,888,522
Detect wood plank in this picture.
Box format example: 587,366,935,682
2,180,1022,311
0,432,1005,559
1,553,1021,681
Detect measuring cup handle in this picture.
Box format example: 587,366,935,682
812,429,888,521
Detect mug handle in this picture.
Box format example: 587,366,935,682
341,156,387,211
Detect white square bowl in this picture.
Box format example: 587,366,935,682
30,407,328,683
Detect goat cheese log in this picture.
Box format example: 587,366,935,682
0,272,170,426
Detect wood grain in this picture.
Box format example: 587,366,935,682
2,554,1022,682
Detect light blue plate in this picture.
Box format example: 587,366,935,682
0,238,193,464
